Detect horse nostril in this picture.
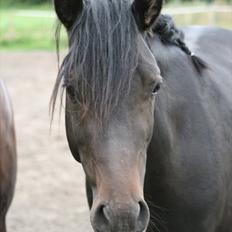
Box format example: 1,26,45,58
136,200,150,232
91,200,150,232
91,203,110,232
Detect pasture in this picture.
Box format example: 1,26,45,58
0,4,232,50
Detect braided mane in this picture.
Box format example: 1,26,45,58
153,14,207,74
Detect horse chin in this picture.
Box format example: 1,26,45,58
92,227,147,232
93,228,147,232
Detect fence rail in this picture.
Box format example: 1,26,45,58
163,5,232,26
14,5,232,26
163,5,232,15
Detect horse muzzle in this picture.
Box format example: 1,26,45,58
90,198,150,232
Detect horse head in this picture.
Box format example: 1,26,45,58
53,0,163,231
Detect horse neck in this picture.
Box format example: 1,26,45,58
0,81,14,136
147,35,200,161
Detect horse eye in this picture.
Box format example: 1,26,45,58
66,85,76,99
152,82,162,96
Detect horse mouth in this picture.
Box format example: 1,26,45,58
90,199,150,232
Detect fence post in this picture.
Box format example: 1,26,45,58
208,7,216,26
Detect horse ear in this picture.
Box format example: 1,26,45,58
132,0,163,31
54,0,83,29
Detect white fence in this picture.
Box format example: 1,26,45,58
15,5,232,26
163,5,232,25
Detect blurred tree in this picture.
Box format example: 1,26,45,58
3,0,52,5
3,0,232,6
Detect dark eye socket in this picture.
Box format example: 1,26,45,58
66,85,76,99
152,81,162,95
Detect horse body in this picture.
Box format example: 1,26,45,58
0,81,17,232
144,27,232,232
52,0,232,231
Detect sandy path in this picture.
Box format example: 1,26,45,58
0,52,93,232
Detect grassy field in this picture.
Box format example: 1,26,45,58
0,3,232,51
0,9,67,50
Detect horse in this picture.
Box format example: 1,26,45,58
51,0,232,231
0,80,17,232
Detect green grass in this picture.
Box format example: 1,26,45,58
0,8,67,51
0,3,232,51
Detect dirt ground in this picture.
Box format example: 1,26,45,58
0,52,93,232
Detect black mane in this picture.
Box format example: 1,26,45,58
152,14,207,74
51,10,207,122
51,0,139,121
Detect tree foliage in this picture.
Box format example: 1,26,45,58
3,0,232,6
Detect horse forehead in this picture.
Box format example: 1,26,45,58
138,37,160,75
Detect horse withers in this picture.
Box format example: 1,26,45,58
52,0,232,231
0,81,17,232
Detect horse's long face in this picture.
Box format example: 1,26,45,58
66,42,162,231
54,0,163,231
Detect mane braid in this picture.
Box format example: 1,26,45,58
153,14,208,75
51,0,139,122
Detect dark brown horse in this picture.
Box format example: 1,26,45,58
0,81,17,232
52,0,232,231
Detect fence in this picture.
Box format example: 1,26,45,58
14,5,232,27
163,5,232,26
